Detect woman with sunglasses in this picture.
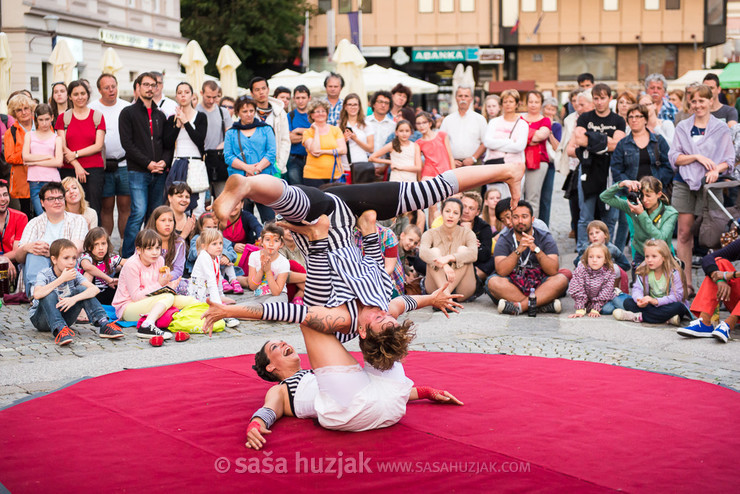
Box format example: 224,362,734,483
4,93,36,218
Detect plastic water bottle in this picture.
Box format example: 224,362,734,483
528,288,537,317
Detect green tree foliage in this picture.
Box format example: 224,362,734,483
180,0,314,83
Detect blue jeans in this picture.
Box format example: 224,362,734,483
538,163,556,226
29,181,48,217
30,285,108,333
103,166,131,197
577,175,617,252
23,254,52,297
122,170,167,257
601,293,629,315
286,154,306,185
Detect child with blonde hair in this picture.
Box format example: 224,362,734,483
613,239,690,325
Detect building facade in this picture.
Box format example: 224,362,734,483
1,0,186,103
308,0,725,106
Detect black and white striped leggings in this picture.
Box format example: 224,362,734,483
267,171,459,225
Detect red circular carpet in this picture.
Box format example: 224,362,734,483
1,352,738,493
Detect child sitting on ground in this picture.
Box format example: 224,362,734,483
568,243,625,317
31,238,123,346
613,239,691,326
247,223,290,303
78,227,124,305
277,228,306,305
188,212,243,294
112,229,196,339
574,220,630,294
187,228,239,327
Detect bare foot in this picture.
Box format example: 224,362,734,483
276,215,330,241
212,175,249,226
505,163,525,207
356,210,377,236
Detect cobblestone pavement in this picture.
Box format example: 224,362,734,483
1,175,738,409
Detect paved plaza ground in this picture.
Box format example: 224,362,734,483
1,175,738,408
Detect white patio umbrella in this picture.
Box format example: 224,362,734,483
49,38,76,86
216,45,241,98
332,39,366,107
0,33,11,113
267,69,330,96
100,47,123,78
179,40,208,92
362,65,439,95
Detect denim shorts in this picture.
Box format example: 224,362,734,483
103,166,131,197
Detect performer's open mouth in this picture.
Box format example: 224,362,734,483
283,346,293,356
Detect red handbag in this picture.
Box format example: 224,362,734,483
524,127,541,170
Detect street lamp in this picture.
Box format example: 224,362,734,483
43,15,59,49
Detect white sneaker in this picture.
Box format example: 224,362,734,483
613,309,641,322
224,317,240,328
667,315,682,326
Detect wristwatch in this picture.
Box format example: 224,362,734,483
533,247,541,255
74,151,79,159
514,249,522,256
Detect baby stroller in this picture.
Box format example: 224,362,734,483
695,180,740,250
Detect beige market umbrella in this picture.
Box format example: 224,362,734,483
0,33,11,113
49,38,76,86
179,40,208,92
100,47,123,78
216,45,241,99
332,38,366,108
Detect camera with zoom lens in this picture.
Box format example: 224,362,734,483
626,190,643,205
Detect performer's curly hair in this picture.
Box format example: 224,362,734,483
253,342,280,382
359,319,416,371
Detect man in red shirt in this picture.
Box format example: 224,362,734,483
0,179,28,283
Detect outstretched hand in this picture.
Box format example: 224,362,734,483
201,298,230,337
430,282,464,317
245,420,272,450
416,386,464,405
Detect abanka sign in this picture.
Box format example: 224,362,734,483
412,47,479,62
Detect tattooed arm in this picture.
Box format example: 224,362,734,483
302,305,353,335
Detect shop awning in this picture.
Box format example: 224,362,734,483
669,69,723,91
488,80,536,93
720,63,740,88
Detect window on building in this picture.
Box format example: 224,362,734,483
439,0,454,12
128,0,136,7
339,0,352,14
522,0,536,12
559,45,617,80
666,0,680,8
639,45,678,80
153,0,160,13
644,0,659,10
318,0,332,14
419,0,434,12
542,0,558,11
359,0,372,13
603,0,618,10
460,0,475,12
707,0,725,25
501,0,519,26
